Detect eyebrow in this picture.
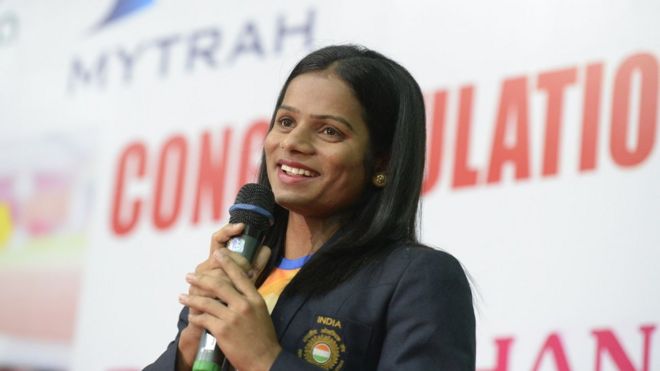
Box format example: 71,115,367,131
278,104,355,132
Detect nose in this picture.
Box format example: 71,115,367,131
280,125,314,154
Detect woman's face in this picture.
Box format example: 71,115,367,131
264,71,371,218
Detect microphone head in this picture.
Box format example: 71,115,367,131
229,183,275,231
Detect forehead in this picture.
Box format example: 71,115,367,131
281,72,365,125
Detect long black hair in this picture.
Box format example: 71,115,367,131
255,44,427,294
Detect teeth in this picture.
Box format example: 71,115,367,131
281,164,314,177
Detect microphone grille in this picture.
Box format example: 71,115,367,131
229,183,275,230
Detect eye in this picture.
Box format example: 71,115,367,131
277,117,295,129
321,126,343,138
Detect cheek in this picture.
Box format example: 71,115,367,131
328,152,367,182
263,132,278,159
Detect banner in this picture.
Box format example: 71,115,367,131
1,1,658,369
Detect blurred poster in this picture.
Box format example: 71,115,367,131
0,132,96,369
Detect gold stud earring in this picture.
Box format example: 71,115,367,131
373,173,386,187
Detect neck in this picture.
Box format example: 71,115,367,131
284,212,342,259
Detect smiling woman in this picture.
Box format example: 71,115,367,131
147,45,475,371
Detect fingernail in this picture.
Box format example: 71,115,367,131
185,273,195,282
247,269,256,279
178,294,188,303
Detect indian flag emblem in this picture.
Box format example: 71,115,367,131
312,342,332,364
299,331,343,369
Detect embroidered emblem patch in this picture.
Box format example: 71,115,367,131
312,341,332,364
298,322,346,370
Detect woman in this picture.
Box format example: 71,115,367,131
147,45,475,370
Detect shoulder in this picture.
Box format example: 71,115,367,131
385,242,467,277
382,243,475,325
363,241,471,289
376,243,477,368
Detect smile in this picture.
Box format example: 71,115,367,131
280,164,318,177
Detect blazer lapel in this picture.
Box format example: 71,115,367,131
270,287,312,340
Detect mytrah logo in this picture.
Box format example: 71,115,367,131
68,6,317,95
94,0,155,31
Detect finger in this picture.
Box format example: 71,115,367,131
179,293,231,320
188,306,202,316
186,271,244,306
195,254,225,274
187,309,231,340
188,267,231,297
188,280,222,299
220,247,252,273
187,311,212,333
209,223,245,254
249,245,272,282
215,250,258,298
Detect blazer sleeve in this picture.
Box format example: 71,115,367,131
377,249,476,371
143,306,190,371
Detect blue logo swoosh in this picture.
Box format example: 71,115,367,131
96,0,155,30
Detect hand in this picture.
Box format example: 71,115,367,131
188,224,271,326
181,249,282,371
176,223,271,369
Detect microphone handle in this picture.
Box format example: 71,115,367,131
192,225,263,371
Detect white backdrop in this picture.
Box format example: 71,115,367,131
0,0,658,370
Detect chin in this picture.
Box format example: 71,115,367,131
274,192,309,209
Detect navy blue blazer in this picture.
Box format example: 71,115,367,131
146,245,475,370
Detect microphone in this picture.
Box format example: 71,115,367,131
192,183,275,371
